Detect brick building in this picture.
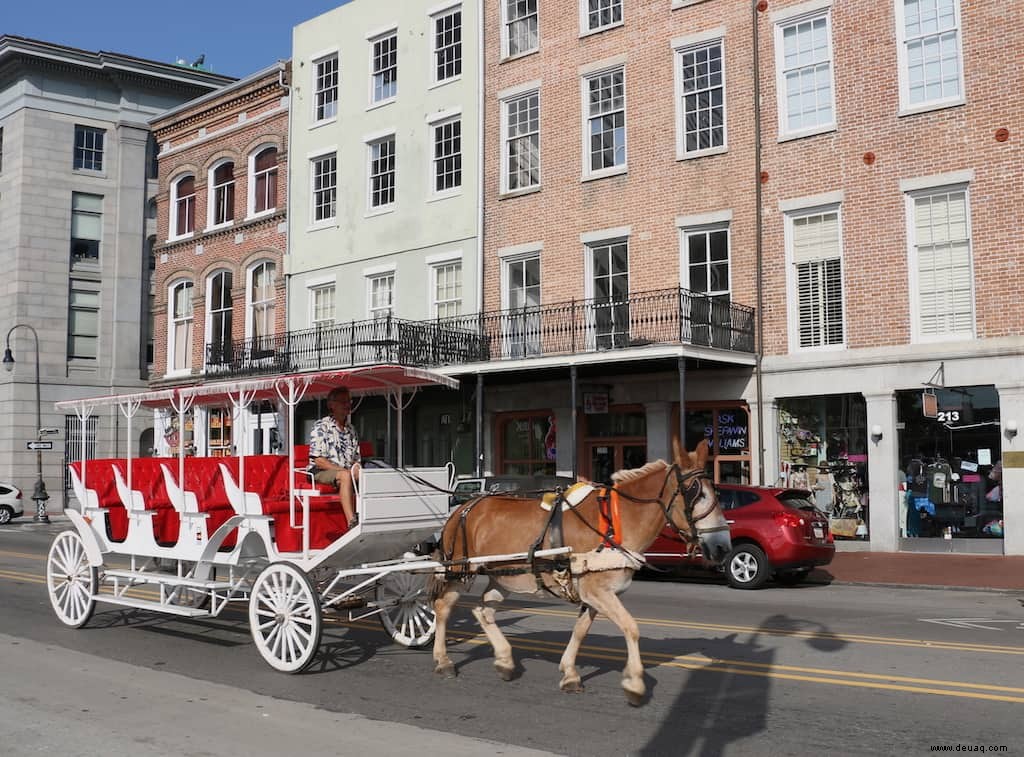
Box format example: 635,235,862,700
150,63,289,457
471,0,1023,555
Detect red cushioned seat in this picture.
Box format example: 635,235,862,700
183,458,238,549
131,458,178,546
81,459,128,542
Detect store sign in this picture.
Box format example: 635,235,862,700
712,412,747,451
922,392,937,418
583,392,609,414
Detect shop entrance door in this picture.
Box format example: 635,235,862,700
587,442,647,485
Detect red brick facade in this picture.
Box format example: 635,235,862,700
150,64,289,385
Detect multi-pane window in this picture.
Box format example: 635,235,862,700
368,274,395,319
678,41,725,155
790,210,844,348
686,228,730,299
369,136,396,209
371,33,398,103
590,240,629,348
207,271,233,365
910,189,972,338
250,262,276,346
173,175,196,237
585,68,626,174
73,125,105,171
584,0,622,33
170,281,194,372
314,55,339,121
433,262,462,319
67,281,99,360
505,0,538,57
433,119,462,193
70,192,102,263
252,147,278,214
311,285,336,326
505,255,541,357
210,162,235,226
312,154,337,222
899,0,963,107
503,92,540,192
434,8,462,82
777,13,834,135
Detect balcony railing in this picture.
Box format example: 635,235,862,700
204,287,755,379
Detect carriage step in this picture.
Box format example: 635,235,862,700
102,569,233,590
92,595,211,617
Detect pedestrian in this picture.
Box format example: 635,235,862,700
309,387,361,528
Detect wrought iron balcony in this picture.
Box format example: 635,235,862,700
203,287,755,379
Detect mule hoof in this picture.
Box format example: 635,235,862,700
434,662,457,679
559,677,584,693
623,686,645,707
494,661,515,681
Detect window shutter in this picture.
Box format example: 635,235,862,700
792,211,843,347
791,212,839,263
914,191,972,336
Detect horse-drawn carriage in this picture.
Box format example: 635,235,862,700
46,364,731,703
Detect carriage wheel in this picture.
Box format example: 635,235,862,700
46,531,98,628
375,570,436,647
249,562,322,673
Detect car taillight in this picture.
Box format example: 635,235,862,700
15,490,22,499
773,511,804,529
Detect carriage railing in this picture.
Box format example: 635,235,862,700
204,287,755,378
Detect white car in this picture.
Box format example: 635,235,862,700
0,481,24,524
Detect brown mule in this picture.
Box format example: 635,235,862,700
430,439,731,705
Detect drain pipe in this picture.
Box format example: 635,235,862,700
752,0,766,485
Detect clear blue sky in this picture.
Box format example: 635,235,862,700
4,0,352,79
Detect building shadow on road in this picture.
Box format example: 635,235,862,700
638,614,847,757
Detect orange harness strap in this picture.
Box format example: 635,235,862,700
597,488,623,548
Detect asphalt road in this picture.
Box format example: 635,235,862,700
2,520,1023,757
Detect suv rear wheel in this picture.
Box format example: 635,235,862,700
0,505,13,525
726,544,770,590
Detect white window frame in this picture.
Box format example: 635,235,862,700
312,53,339,124
783,203,846,352
773,7,837,141
580,0,623,37
894,0,965,115
583,233,630,351
673,35,728,160
310,152,337,225
247,145,278,218
905,183,974,343
430,258,463,319
581,66,628,180
169,174,195,241
366,271,396,319
680,223,732,297
309,283,337,327
207,159,236,229
431,5,463,85
245,261,277,343
430,116,462,198
501,0,539,60
368,29,398,107
367,134,397,214
499,249,542,358
500,89,541,195
204,269,234,369
166,279,194,376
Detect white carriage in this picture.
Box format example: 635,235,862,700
46,366,471,672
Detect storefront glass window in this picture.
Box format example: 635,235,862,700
897,386,1003,540
681,404,751,484
500,413,556,475
778,394,868,540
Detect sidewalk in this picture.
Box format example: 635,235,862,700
812,550,1024,592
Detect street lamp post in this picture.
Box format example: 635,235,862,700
3,324,50,523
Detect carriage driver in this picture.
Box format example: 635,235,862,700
309,387,361,529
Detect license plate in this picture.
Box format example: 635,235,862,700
812,525,825,539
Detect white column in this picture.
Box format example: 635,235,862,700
748,399,779,486
865,392,899,552
644,401,671,463
554,407,573,478
996,385,1024,555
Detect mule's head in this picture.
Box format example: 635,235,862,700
667,438,732,565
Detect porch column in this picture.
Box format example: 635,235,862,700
865,392,899,552
677,357,686,447
644,401,671,463
570,365,579,481
554,407,574,479
749,398,779,486
475,373,484,477
996,384,1024,555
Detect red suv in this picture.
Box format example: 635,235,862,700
644,484,835,589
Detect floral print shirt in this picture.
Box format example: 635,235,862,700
309,416,361,470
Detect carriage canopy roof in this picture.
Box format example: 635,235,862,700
54,365,459,413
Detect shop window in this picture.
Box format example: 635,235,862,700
778,394,868,539
897,386,1002,540
207,407,233,457
498,412,556,475
682,404,751,484
163,408,195,456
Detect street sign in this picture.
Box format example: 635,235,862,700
26,441,53,450
39,427,61,435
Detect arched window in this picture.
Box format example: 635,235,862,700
207,271,233,365
248,262,276,349
168,280,194,373
171,176,195,237
251,147,278,215
209,161,235,226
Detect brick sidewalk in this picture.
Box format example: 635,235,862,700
813,551,1024,591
